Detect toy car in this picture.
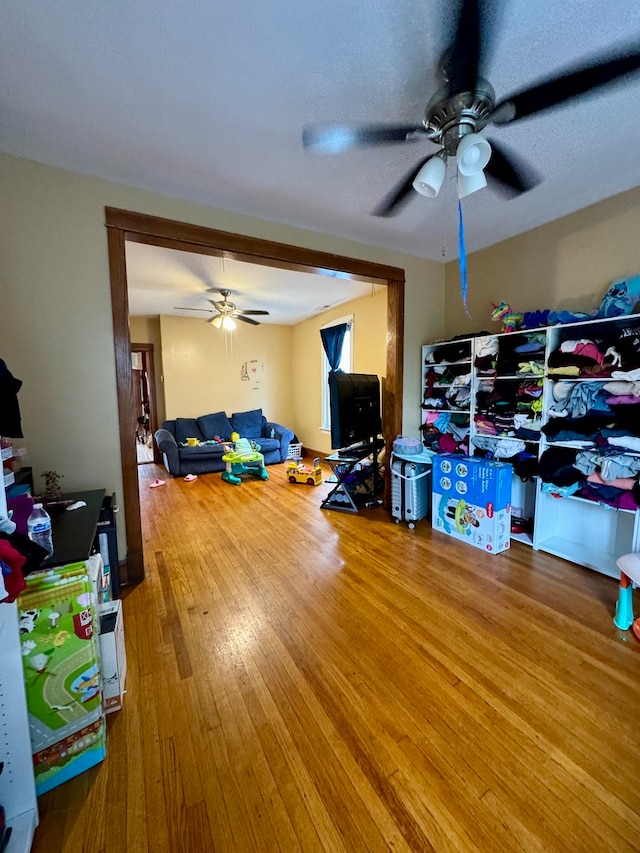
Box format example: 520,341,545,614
286,457,322,486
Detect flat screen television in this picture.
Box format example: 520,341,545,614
328,371,382,450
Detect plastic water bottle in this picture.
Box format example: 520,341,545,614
27,503,54,557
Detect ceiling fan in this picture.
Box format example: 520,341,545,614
174,289,270,329
303,0,640,216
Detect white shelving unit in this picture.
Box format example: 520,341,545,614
0,445,39,853
470,329,548,547
421,313,640,576
421,338,473,416
532,313,640,577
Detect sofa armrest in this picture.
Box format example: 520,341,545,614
154,428,180,475
264,422,295,461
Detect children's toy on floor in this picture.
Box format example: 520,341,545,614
222,437,268,485
286,457,322,486
613,551,640,641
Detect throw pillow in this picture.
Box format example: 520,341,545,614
231,409,263,440
174,417,204,445
198,411,233,441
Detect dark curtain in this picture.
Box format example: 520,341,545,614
320,323,348,371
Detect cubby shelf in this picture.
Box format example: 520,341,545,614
421,313,640,576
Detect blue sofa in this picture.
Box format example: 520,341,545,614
154,408,295,477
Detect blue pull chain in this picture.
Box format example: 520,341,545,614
458,199,472,317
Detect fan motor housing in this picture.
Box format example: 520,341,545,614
424,79,495,156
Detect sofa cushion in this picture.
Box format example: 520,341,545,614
178,445,227,462
174,418,204,445
198,411,233,441
255,437,279,455
231,409,263,440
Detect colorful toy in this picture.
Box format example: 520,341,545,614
286,457,322,486
491,301,555,332
221,437,268,485
613,551,640,641
597,275,640,318
490,301,524,333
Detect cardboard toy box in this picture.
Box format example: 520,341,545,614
17,560,106,795
98,599,127,713
431,454,512,554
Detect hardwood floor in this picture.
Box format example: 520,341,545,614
32,461,640,852
136,437,153,464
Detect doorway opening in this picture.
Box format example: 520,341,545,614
131,343,159,466
106,208,405,584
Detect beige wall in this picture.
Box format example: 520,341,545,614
159,315,293,424
129,316,166,426
291,288,387,454
444,186,640,337
0,152,444,558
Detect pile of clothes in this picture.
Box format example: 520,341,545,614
547,321,640,378
420,411,470,455
471,436,539,481
473,334,545,439
422,364,471,411
539,446,640,509
424,340,472,365
541,321,640,508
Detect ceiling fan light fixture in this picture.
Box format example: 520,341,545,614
456,133,491,176
412,152,447,199
209,315,223,328
457,168,487,199
222,316,236,331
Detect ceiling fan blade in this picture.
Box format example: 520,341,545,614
233,309,269,316
444,0,482,96
484,138,541,198
372,153,440,217
173,306,212,312
492,45,640,124
235,314,260,326
303,123,432,154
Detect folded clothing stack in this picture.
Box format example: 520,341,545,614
538,445,640,510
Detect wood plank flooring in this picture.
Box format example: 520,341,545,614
32,460,640,852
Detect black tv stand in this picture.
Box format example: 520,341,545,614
321,437,384,514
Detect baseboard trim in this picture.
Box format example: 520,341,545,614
301,446,328,461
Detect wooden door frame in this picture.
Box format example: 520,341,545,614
105,207,405,585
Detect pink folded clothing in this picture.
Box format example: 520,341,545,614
587,472,635,490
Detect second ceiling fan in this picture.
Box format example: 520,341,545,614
175,289,270,329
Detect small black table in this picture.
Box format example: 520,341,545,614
45,489,106,568
321,439,384,513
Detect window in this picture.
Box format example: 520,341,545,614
321,316,353,430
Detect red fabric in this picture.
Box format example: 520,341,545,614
439,434,458,453
0,539,27,602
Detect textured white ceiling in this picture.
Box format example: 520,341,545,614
125,242,383,323
2,0,640,263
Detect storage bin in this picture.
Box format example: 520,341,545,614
286,442,302,459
